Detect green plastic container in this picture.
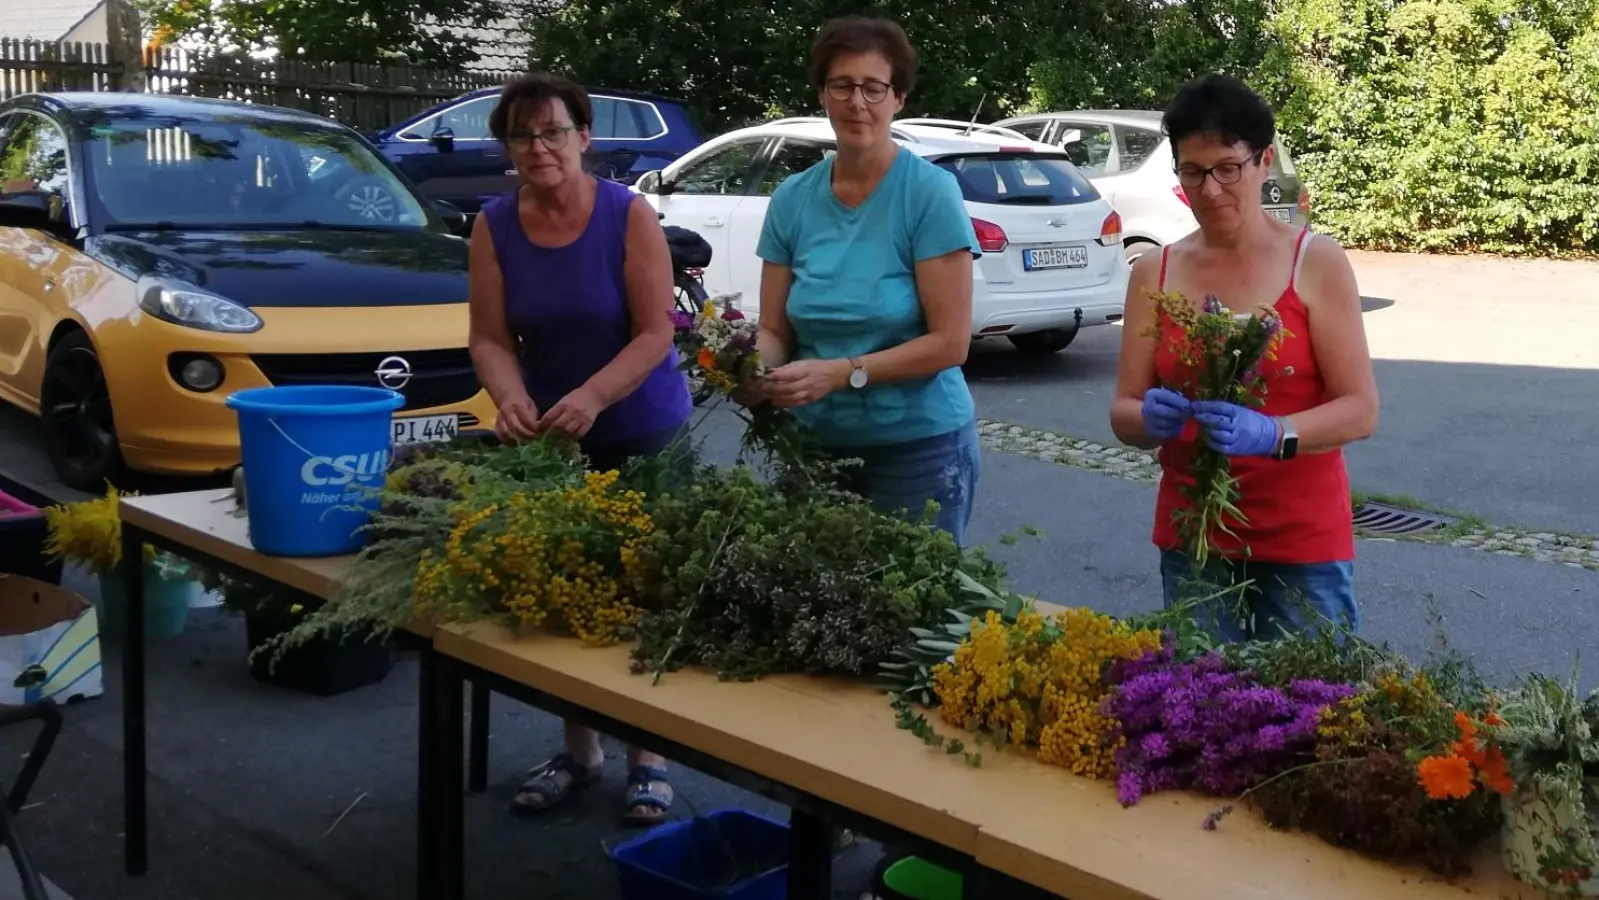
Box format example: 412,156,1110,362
97,567,193,640
875,857,963,900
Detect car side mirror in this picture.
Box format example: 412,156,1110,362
431,199,469,235
429,127,456,151
635,170,662,194
0,192,63,233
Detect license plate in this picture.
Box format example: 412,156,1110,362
1268,207,1293,222
393,413,459,446
1023,245,1089,271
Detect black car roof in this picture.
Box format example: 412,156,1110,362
12,91,348,131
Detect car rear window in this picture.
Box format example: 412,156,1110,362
933,153,1100,206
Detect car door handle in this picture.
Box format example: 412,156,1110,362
504,168,517,176
703,217,725,227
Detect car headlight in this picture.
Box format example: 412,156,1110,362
137,275,263,333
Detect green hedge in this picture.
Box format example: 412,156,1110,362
1261,0,1599,255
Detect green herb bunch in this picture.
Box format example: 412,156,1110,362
629,463,1005,682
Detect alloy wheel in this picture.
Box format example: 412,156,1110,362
41,339,120,485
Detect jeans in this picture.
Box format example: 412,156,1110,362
827,419,981,547
1159,548,1359,644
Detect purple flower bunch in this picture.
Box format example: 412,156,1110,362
1102,647,1356,807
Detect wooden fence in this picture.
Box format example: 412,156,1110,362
0,38,523,132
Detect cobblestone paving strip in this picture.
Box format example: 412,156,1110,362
976,419,1599,573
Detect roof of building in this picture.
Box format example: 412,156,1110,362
0,0,105,43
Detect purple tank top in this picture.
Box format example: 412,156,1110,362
483,178,691,448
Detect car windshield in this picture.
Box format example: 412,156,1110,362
82,116,431,230
934,153,1100,206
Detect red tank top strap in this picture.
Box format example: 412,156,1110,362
1287,227,1311,292
1157,245,1170,291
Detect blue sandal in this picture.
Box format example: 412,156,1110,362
512,753,601,812
623,765,673,826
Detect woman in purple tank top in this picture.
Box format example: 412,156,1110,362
467,73,690,825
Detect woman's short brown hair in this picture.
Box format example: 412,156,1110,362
488,72,593,142
808,16,918,98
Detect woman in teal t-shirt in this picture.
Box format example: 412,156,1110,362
742,15,982,545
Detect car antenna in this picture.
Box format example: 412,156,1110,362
964,93,987,136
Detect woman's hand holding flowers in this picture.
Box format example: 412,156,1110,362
763,359,847,408
1141,387,1194,441
495,395,541,444
1192,400,1280,457
536,385,605,440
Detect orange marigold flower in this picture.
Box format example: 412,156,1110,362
696,347,715,369
1418,754,1476,800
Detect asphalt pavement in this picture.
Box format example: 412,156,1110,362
966,249,1599,535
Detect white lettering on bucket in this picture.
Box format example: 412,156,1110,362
299,450,391,487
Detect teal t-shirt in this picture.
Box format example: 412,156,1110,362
755,147,980,447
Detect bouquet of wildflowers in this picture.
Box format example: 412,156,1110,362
1101,641,1355,807
1144,291,1288,564
670,294,763,394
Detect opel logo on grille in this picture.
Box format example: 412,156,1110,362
375,355,413,390
1268,184,1283,204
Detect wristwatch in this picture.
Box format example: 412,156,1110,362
847,357,869,390
1273,418,1299,460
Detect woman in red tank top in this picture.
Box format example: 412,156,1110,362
1109,75,1380,644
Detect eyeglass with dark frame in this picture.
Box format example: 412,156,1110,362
505,124,576,151
824,78,892,104
1174,148,1265,189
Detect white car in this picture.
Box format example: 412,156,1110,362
633,117,1128,355
992,110,1311,266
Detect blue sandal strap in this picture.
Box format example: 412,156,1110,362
519,753,598,800
625,766,673,811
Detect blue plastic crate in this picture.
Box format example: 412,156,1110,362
608,809,790,900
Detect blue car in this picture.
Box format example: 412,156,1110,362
368,86,705,215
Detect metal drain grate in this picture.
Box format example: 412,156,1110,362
1352,501,1454,535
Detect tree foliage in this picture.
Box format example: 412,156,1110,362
137,0,523,67
138,0,1599,254
1259,0,1599,254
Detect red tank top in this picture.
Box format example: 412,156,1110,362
1150,229,1354,564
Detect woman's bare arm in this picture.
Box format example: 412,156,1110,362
1110,252,1165,448
467,213,532,409
1286,236,1380,453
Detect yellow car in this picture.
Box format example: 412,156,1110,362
0,92,496,491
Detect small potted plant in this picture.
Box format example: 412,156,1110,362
200,570,393,697
1487,666,1599,897
42,488,196,639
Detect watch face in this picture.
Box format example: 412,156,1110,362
849,368,868,389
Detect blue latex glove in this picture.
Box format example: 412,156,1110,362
1192,400,1281,457
1140,387,1193,441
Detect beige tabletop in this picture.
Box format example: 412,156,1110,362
116,488,408,625
437,620,1540,900
130,491,1538,898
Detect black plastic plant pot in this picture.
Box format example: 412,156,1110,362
244,610,394,697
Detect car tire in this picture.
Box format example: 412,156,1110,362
39,329,128,492
336,176,401,223
1007,327,1079,355
1124,239,1159,266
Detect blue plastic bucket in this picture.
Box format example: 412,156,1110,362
608,809,789,900
225,385,405,557
97,568,192,640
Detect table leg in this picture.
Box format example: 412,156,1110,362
435,655,466,900
120,526,148,876
786,809,834,900
467,681,489,793
416,647,439,900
